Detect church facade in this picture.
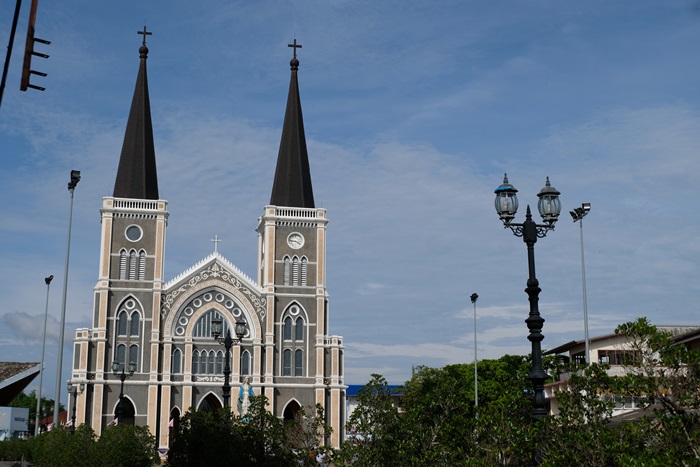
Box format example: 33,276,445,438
69,38,346,451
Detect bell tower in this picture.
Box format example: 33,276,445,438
257,41,344,445
72,30,168,436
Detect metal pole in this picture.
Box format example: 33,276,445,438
522,208,548,421
0,0,22,109
579,217,590,364
470,293,478,413
222,331,232,407
70,388,77,434
53,171,79,427
35,275,52,435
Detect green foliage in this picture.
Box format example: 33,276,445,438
0,437,31,462
336,374,403,466
338,320,700,466
0,424,158,466
95,424,159,466
29,425,97,467
166,396,332,467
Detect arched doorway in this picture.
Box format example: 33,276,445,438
115,397,136,425
169,407,181,448
283,399,301,422
198,393,222,413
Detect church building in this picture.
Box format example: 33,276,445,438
68,35,346,451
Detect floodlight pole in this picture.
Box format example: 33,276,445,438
35,274,53,435
471,293,479,416
53,170,80,427
570,203,591,364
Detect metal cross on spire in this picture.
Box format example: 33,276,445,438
288,38,302,58
211,235,221,253
138,26,152,46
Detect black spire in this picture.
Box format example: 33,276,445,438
113,28,159,200
269,40,315,208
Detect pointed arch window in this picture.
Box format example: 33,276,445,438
119,250,127,279
284,317,293,341
138,250,146,280
241,350,251,376
199,351,207,375
295,349,303,376
116,344,126,365
130,312,140,336
172,348,182,374
117,311,128,336
283,349,292,376
129,345,139,369
129,250,137,280
283,256,291,286
192,350,199,374
215,351,223,374
295,317,304,341
207,351,215,374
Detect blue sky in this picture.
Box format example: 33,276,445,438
1,1,700,403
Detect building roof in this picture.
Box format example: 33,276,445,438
0,362,41,406
113,38,159,200
269,45,315,208
345,384,401,397
545,325,700,356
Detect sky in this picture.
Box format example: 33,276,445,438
1,0,700,404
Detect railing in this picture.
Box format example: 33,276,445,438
113,199,161,211
275,207,322,219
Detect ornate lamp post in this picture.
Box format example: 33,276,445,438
494,173,561,421
112,361,136,424
570,203,591,364
66,380,85,434
211,316,248,407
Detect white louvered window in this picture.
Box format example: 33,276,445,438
138,250,146,280
301,257,308,286
292,257,299,286
119,250,127,279
283,256,291,285
129,250,137,280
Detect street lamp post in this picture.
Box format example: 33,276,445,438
66,380,85,434
494,174,561,421
35,275,53,435
470,293,479,414
112,361,136,424
570,203,591,364
211,316,248,407
53,170,80,427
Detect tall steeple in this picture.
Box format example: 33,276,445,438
270,40,315,208
113,28,159,200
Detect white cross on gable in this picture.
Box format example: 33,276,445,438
211,235,221,253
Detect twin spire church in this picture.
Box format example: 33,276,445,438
69,36,346,450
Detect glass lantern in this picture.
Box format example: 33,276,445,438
235,320,247,340
537,177,561,225
494,174,519,224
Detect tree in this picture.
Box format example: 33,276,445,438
95,424,159,466
612,318,700,463
167,396,331,467
337,374,403,466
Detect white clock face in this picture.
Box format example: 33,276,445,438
287,233,305,249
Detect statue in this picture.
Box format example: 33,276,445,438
238,377,254,417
